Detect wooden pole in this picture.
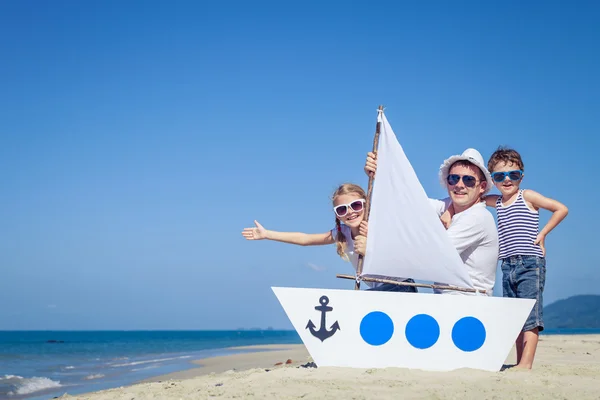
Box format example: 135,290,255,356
337,274,482,294
354,105,384,290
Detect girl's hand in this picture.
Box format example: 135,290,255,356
242,220,268,240
534,233,546,256
364,151,377,177
354,235,367,256
359,221,368,236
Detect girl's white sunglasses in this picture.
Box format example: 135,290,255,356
334,199,366,217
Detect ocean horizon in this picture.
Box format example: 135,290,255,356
1,328,598,400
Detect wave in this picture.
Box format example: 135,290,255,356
0,375,21,381
1,375,62,395
83,374,105,380
110,355,191,368
131,364,159,372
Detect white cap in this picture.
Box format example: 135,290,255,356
438,148,493,195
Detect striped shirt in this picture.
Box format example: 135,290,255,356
496,190,544,259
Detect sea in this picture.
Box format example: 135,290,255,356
2,329,599,400
0,330,302,400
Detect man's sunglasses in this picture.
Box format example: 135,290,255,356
446,174,479,188
491,170,523,183
334,199,365,217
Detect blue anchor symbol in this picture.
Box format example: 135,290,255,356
306,295,340,342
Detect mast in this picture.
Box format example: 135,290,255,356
353,105,383,290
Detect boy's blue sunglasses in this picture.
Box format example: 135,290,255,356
491,170,523,182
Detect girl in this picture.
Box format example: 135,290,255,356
241,183,417,292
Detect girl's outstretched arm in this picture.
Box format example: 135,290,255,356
241,220,334,246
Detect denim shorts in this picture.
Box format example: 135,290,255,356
367,278,418,293
501,255,546,332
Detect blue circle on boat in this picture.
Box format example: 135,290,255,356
360,311,394,346
451,316,486,352
405,314,440,349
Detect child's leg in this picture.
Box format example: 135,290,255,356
519,328,540,369
500,259,519,363
515,331,525,364
515,256,546,369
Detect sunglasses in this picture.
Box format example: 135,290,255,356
491,170,523,182
334,199,365,217
446,174,479,188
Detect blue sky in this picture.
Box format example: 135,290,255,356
1,0,598,330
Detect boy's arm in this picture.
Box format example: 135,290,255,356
523,190,568,256
522,189,569,237
483,194,500,208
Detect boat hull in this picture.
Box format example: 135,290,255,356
272,286,535,372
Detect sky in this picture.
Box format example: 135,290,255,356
0,0,598,330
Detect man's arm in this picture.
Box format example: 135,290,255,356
429,198,452,217
446,213,484,256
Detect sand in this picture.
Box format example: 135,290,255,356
59,335,600,399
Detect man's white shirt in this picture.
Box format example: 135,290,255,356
429,199,499,295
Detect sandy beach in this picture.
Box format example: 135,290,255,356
60,334,600,399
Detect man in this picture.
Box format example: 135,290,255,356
358,148,499,295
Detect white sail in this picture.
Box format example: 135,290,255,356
362,110,474,289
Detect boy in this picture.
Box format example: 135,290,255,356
485,147,568,369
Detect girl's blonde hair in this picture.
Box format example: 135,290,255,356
331,183,367,261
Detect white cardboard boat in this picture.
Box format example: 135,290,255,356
272,109,534,372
